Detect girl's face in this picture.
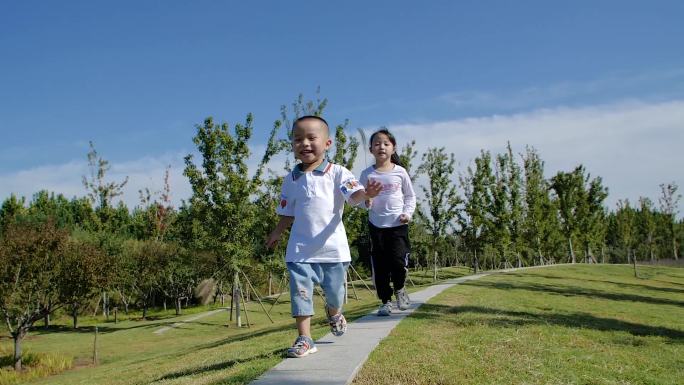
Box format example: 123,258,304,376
370,133,395,163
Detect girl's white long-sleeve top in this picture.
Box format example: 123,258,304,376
359,164,416,228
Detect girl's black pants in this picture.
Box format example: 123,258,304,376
369,222,411,303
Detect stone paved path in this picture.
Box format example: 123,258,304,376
249,272,492,385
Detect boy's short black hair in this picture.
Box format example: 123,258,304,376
292,115,329,132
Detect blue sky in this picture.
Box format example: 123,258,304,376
1,1,683,210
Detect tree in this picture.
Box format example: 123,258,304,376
59,240,107,328
459,150,494,272
137,167,176,241
398,139,419,182
417,147,462,280
158,244,196,315
0,194,26,232
576,175,609,263
82,141,129,229
184,112,284,305
615,199,637,263
0,220,69,370
521,147,562,265
659,182,681,260
124,240,166,319
637,197,658,261
550,167,585,263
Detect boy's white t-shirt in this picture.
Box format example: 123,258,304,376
276,160,364,263
359,164,416,228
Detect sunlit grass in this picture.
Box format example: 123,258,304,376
0,348,73,385
353,264,684,385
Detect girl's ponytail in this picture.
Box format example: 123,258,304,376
391,153,404,167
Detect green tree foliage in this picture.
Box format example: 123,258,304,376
183,115,259,281
615,199,637,263
0,220,69,370
82,141,129,230
521,147,562,265
550,167,585,263
59,240,108,328
417,147,462,280
0,194,27,232
459,150,495,271
576,175,609,263
659,182,681,260
637,197,658,261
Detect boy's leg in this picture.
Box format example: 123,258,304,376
287,263,318,357
295,316,312,337
288,262,316,336
318,262,349,336
369,223,393,304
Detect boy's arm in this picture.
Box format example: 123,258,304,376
266,215,294,249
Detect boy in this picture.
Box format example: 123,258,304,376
266,115,382,358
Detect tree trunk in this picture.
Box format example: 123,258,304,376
102,291,108,319
72,305,79,329
13,332,24,371
473,249,479,274
44,312,50,329
632,250,638,278
673,238,679,260
433,250,438,282
175,298,182,316
569,238,576,263
601,246,606,264
142,301,148,320
268,272,273,296
234,272,242,327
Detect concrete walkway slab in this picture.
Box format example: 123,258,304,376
250,273,492,385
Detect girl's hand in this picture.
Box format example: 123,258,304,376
399,213,410,224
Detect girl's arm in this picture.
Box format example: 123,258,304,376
266,215,294,248
400,169,417,223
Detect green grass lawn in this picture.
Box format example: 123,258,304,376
353,264,684,385
4,264,682,385
0,267,470,385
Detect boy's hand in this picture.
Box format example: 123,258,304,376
265,231,280,249
365,179,383,198
399,213,410,224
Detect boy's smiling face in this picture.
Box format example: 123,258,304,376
292,118,332,166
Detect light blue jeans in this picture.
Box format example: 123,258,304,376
287,262,349,317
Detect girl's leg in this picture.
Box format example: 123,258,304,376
369,223,393,303
388,225,411,293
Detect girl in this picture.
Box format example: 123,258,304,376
359,129,416,316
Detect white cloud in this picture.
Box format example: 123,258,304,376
438,68,684,112
387,100,684,210
2,100,682,213
0,152,193,209
0,145,288,210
